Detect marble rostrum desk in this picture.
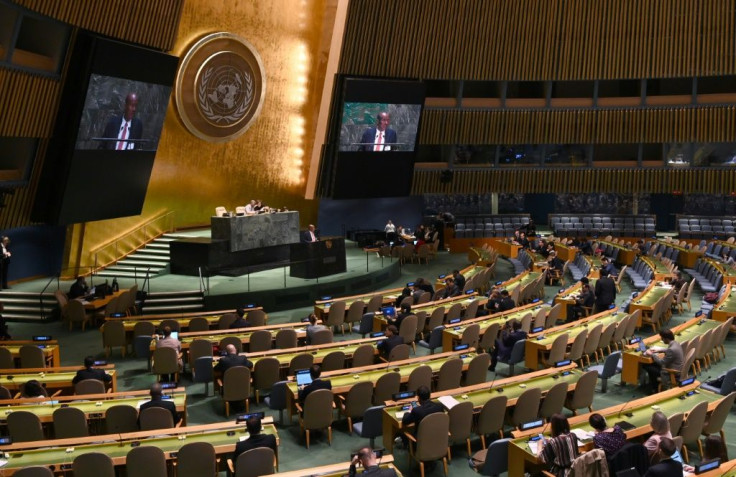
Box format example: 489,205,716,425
170,212,300,276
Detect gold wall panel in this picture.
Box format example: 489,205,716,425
418,107,736,145
12,0,183,50
70,0,337,268
412,168,736,195
340,0,736,80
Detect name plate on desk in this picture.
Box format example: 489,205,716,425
212,211,300,252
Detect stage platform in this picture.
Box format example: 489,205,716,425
2,233,417,317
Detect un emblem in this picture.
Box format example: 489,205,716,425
175,33,265,142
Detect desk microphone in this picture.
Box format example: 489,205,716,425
617,394,637,419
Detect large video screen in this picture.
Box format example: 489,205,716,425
330,78,425,199
75,74,172,151
32,33,179,225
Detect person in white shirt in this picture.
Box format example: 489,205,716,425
244,200,257,215
384,220,396,234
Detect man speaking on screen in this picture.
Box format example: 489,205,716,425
101,92,143,150
358,111,397,151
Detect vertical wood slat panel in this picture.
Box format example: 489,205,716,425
13,0,184,50
340,0,736,80
0,70,60,137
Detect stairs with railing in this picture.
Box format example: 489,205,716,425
96,233,189,279
0,290,56,321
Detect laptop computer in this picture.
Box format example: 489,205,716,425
170,331,179,340
295,369,313,387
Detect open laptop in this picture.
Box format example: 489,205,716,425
170,331,179,340
295,369,313,387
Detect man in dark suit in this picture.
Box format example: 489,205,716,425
594,270,617,313
568,283,595,322
441,277,461,299
72,356,112,385
498,289,515,311
215,344,253,373
0,236,10,290
68,276,89,299
298,364,331,403
600,257,616,277
139,382,180,425
301,224,319,243
358,112,398,151
489,318,527,372
229,308,248,329
391,304,412,330
232,416,277,468
452,269,466,291
644,437,682,477
401,385,443,430
377,325,403,358
101,93,143,150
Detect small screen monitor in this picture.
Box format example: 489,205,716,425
449,318,461,324
295,369,313,387
93,360,107,366
519,419,544,431
370,331,385,338
531,326,544,333
555,360,572,367
32,336,53,341
438,274,447,279
465,289,475,295
695,459,720,474
236,411,265,423
392,391,416,401
381,306,396,318
160,382,176,389
453,344,469,351
679,377,696,387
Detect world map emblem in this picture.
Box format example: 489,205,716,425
175,33,266,142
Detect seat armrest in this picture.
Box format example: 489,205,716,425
227,458,235,474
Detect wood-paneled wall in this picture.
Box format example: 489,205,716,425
419,106,736,145
412,168,736,195
340,0,736,80
0,69,60,137
13,0,183,51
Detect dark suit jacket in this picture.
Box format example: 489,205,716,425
594,276,617,309
301,230,319,243
233,433,277,463
378,334,404,357
349,465,399,477
68,282,88,299
101,115,143,150
442,285,461,299
230,317,249,329
298,378,331,403
72,367,111,384
498,297,516,311
139,398,180,425
497,330,527,361
358,127,398,151
401,400,444,430
214,354,253,375
643,458,682,477
454,274,466,290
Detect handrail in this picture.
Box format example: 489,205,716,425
39,273,60,320
90,210,176,273
198,266,209,295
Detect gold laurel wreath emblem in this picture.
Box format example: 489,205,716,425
197,66,253,124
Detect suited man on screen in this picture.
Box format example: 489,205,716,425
101,92,143,150
358,112,397,151
301,224,319,243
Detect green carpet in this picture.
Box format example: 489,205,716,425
5,250,735,476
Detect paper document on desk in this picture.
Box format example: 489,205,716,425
528,440,540,454
395,411,407,419
438,395,461,409
571,428,595,441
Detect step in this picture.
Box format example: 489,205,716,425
146,243,171,250
96,270,151,279
3,312,44,321
123,254,170,263
0,296,51,305
116,259,166,267
140,248,170,256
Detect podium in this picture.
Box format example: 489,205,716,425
290,237,347,278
